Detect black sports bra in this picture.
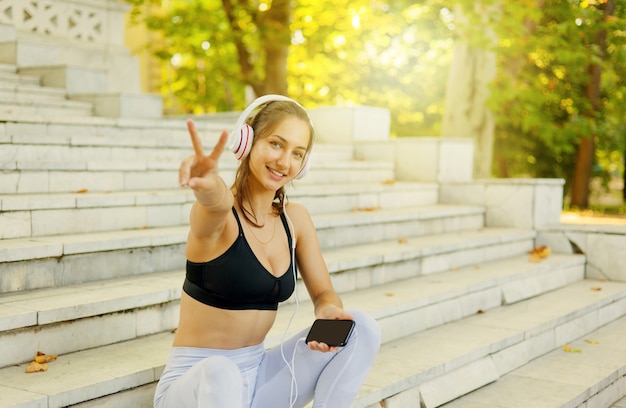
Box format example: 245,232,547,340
183,207,296,311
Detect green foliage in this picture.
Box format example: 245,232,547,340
126,0,456,135
483,0,626,193
127,0,625,200
289,0,455,136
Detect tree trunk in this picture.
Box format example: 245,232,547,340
571,136,594,208
258,0,290,96
441,4,497,179
222,0,291,98
570,0,614,209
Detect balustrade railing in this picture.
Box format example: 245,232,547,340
0,0,128,46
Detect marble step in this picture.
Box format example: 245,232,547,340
0,225,534,294
0,184,444,239
0,98,93,117
0,82,68,102
358,279,626,408
0,253,584,368
440,315,626,408
0,111,353,166
2,134,354,166
0,63,16,73
0,68,40,87
0,158,396,194
0,254,591,408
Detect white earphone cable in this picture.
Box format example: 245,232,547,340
280,198,300,407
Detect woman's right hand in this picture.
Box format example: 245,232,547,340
179,119,229,193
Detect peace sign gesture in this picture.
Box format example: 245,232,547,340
179,119,229,193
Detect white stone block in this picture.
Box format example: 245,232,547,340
442,179,565,229
308,105,390,143
0,311,137,367
0,304,37,331
21,65,108,94
587,233,626,282
419,357,499,408
395,137,439,181
490,338,530,376
382,386,421,408
598,298,626,327
554,310,598,346
71,93,163,118
354,141,395,162
48,171,124,193
146,205,185,228
586,378,622,408
135,302,179,337
17,171,50,194
0,210,31,239
429,298,463,326
439,138,474,182
0,23,16,42
460,288,502,316
534,182,564,227
485,183,534,228
440,183,486,206
526,330,556,360
535,231,576,254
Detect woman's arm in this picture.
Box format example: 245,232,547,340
288,203,353,320
288,203,353,352
180,120,234,241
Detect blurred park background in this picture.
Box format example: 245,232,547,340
124,0,625,216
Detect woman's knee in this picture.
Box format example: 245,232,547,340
198,355,242,386
349,309,382,353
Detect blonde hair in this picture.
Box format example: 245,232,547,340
232,100,314,227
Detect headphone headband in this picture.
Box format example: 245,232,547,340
228,95,305,152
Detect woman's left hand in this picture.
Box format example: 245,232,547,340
307,305,353,353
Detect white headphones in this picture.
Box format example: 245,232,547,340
227,94,313,180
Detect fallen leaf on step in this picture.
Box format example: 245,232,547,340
34,352,57,364
171,327,178,333
584,339,599,344
474,264,481,269
397,237,408,244
528,245,551,262
75,189,89,193
476,309,485,314
25,361,48,373
385,292,395,297
382,179,395,185
562,344,582,353
590,287,602,291
351,206,381,212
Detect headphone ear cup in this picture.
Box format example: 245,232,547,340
231,123,254,160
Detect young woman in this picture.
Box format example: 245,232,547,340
154,95,381,408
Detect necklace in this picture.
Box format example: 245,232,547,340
246,215,277,245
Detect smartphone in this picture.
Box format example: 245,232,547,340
305,319,355,347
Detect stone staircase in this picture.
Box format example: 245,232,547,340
1,62,626,408
1,8,626,408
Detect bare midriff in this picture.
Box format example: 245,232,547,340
172,291,277,349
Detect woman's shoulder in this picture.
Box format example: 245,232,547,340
284,201,315,228
284,201,309,218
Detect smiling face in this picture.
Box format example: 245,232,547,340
232,99,315,221
248,115,311,191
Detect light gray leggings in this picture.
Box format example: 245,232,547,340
153,310,381,408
